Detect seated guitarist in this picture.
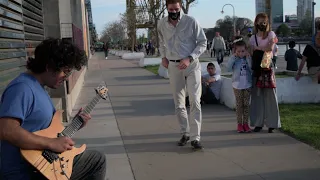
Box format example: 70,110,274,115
0,38,106,180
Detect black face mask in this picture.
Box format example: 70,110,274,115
168,11,180,21
256,24,267,32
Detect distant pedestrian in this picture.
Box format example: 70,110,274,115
284,41,302,71
211,32,226,64
273,43,278,69
103,42,109,59
158,0,207,150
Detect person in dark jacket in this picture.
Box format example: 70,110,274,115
103,42,109,59
284,41,302,71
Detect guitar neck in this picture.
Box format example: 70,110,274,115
61,94,102,137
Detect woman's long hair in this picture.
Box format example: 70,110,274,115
253,13,271,39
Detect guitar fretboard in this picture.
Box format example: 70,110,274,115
62,94,102,137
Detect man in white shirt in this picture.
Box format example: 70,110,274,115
158,0,207,150
211,32,226,64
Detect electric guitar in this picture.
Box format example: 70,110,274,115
20,84,108,180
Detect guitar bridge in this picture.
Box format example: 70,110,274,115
42,150,59,164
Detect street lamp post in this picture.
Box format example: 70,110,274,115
312,1,316,35
221,4,236,36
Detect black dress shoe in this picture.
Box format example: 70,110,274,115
268,128,275,133
177,135,190,146
253,127,262,132
191,140,203,150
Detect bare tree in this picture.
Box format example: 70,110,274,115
120,7,138,51
181,0,197,14
136,0,166,55
100,20,126,49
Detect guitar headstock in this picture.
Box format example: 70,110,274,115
95,84,108,100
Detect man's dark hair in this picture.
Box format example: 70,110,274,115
317,23,320,30
207,62,215,68
289,41,296,49
27,38,87,74
233,35,247,49
166,0,181,7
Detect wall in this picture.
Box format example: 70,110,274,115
71,0,82,31
0,0,44,96
43,0,60,38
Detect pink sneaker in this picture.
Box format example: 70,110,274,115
243,123,252,133
237,124,244,133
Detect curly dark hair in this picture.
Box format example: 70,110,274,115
27,38,88,74
233,35,247,49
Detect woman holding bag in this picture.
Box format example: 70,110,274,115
249,13,281,133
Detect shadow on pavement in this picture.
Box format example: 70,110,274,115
74,135,297,155
186,168,320,180
115,75,164,81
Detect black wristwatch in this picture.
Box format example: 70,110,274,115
188,56,194,62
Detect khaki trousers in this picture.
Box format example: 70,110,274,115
168,61,202,141
308,66,320,83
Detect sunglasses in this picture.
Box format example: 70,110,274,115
62,69,74,78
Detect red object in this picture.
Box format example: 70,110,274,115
237,124,244,133
256,68,276,88
243,124,251,133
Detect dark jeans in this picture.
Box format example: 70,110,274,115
216,49,224,64
186,83,219,106
30,150,106,180
201,84,219,104
273,56,277,66
104,50,109,57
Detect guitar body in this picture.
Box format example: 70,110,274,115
20,110,86,180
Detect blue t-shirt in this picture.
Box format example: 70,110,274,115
0,73,55,180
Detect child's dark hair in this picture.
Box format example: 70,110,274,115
289,41,296,49
233,36,246,49
27,38,87,74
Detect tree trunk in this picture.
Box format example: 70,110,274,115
185,3,190,14
154,19,160,56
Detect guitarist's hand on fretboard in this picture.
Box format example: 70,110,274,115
76,107,92,129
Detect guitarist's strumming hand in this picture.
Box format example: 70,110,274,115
48,136,75,153
77,107,92,129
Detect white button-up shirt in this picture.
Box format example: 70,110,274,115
157,12,207,62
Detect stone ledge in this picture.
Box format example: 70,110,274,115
122,52,144,60
158,61,222,79
139,57,161,67
220,75,320,110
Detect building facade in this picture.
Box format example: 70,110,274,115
256,0,266,15
0,0,92,122
297,0,313,23
255,0,284,30
0,0,45,96
85,0,97,45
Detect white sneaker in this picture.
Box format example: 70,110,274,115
105,57,108,59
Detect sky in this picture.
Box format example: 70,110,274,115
91,0,320,37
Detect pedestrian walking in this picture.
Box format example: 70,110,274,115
158,0,207,150
103,42,109,59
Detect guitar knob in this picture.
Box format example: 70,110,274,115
60,157,64,161
61,164,66,168
61,171,65,175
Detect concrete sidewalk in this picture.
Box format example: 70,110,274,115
73,52,320,180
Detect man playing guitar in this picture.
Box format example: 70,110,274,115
0,38,106,180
